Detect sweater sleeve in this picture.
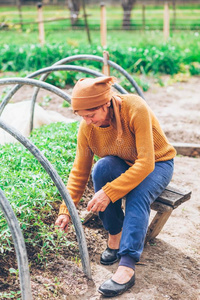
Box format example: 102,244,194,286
59,122,94,216
102,100,155,202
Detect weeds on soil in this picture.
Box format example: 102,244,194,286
0,122,79,265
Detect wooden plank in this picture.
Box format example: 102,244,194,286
155,185,191,208
172,142,200,157
150,201,171,213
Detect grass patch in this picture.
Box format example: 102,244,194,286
0,121,79,265
0,4,199,31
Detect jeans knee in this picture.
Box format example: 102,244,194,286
92,156,112,183
92,156,129,191
92,156,123,182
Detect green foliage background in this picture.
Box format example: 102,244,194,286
0,33,199,76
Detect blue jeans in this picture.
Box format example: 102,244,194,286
92,155,174,263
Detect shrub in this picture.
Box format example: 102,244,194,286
0,42,199,77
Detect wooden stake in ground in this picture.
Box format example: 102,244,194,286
100,3,107,47
102,51,110,76
163,1,170,41
37,2,45,46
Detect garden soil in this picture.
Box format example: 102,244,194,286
0,75,199,299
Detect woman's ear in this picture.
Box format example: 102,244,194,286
105,101,111,107
102,101,111,111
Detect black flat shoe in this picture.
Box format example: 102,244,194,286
100,247,119,265
98,273,135,297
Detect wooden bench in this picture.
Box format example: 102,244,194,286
83,185,192,243
145,185,191,243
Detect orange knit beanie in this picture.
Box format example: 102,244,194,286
71,76,116,111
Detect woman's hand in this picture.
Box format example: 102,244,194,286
55,214,70,233
87,189,111,213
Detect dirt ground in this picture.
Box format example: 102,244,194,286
0,75,200,299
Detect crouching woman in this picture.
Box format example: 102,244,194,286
55,76,176,297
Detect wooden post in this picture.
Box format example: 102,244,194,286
142,4,145,31
37,2,45,46
145,205,173,244
102,51,110,76
100,3,107,47
163,1,170,41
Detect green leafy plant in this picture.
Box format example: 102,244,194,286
62,100,70,108
0,122,79,264
0,290,21,299
0,86,12,103
40,95,52,107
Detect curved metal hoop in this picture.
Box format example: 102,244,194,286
0,77,71,107
0,68,127,132
0,54,144,132
53,54,145,98
0,189,32,300
28,65,128,132
0,77,71,133
28,55,144,130
0,54,143,116
0,119,92,280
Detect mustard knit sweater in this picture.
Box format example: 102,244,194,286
59,94,176,216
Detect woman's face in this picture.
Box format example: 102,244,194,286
77,103,110,127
